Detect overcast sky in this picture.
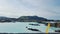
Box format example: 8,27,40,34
0,0,60,20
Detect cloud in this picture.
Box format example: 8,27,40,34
0,0,60,20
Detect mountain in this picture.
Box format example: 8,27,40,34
17,16,48,22
0,16,17,22
0,16,59,22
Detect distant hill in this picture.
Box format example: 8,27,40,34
0,16,16,22
17,16,48,22
0,16,60,22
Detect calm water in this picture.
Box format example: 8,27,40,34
0,22,58,33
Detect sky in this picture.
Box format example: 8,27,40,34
0,0,60,20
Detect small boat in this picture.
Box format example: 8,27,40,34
29,24,40,26
55,30,60,32
28,28,39,31
26,27,41,32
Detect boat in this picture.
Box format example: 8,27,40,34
29,24,40,26
55,30,60,32
26,27,41,32
28,28,39,31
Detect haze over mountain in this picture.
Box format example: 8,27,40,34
0,0,60,20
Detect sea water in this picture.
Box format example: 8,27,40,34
0,22,58,33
